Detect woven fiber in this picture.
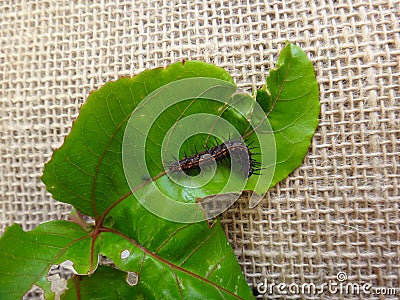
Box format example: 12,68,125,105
1,0,399,299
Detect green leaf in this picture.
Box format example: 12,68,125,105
62,266,139,299
39,61,254,298
0,216,253,299
0,221,92,300
41,61,236,218
89,179,254,298
255,42,320,187
19,42,319,298
95,219,252,299
255,88,272,113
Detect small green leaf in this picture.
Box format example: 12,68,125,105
0,221,92,300
255,42,320,187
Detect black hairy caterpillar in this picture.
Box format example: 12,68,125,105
167,139,261,178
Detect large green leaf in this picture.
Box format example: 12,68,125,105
0,217,252,299
41,61,237,218
1,42,319,298
35,61,255,298
41,42,319,218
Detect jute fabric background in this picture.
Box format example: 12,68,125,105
1,0,399,299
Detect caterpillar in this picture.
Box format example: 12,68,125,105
167,139,261,178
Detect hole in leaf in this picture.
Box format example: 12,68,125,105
99,254,115,267
47,262,75,280
47,274,68,297
46,261,76,298
126,271,139,286
59,260,78,274
82,215,96,225
23,285,44,300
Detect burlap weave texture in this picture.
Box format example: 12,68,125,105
1,1,399,299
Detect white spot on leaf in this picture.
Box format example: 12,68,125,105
47,274,68,300
121,249,130,259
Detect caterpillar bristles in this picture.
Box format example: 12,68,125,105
166,133,265,178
